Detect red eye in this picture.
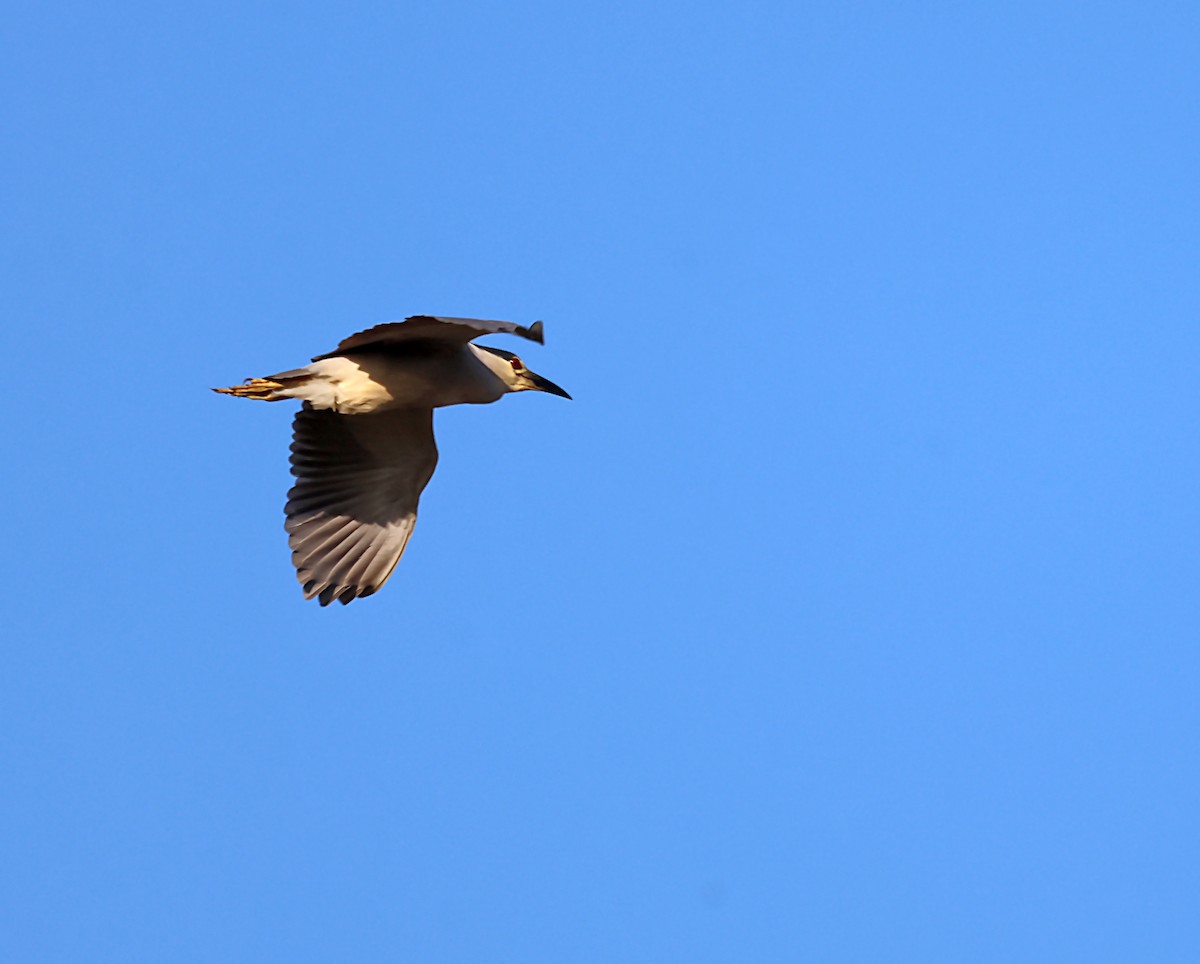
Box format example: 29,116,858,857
510,357,522,370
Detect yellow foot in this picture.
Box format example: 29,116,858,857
212,378,285,400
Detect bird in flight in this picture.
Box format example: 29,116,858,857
214,315,571,606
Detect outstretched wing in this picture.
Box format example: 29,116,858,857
285,405,439,606
313,315,544,361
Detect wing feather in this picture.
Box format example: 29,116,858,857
312,315,544,360
285,405,439,606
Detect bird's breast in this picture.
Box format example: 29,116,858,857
305,352,504,414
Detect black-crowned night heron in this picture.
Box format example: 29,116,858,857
214,316,570,606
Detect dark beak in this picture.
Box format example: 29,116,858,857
530,372,572,399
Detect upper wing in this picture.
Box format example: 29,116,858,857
312,315,544,361
284,405,439,606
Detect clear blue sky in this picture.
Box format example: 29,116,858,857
4,1,1198,960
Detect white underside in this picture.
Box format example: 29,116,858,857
277,347,510,414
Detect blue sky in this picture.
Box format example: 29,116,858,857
4,1,1199,960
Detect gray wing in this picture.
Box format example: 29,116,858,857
285,405,439,606
313,315,544,361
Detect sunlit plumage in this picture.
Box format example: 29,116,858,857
215,315,570,605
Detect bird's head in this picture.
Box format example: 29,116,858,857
477,345,572,399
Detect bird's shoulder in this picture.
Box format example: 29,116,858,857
312,316,544,361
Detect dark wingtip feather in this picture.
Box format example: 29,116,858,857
286,406,438,607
